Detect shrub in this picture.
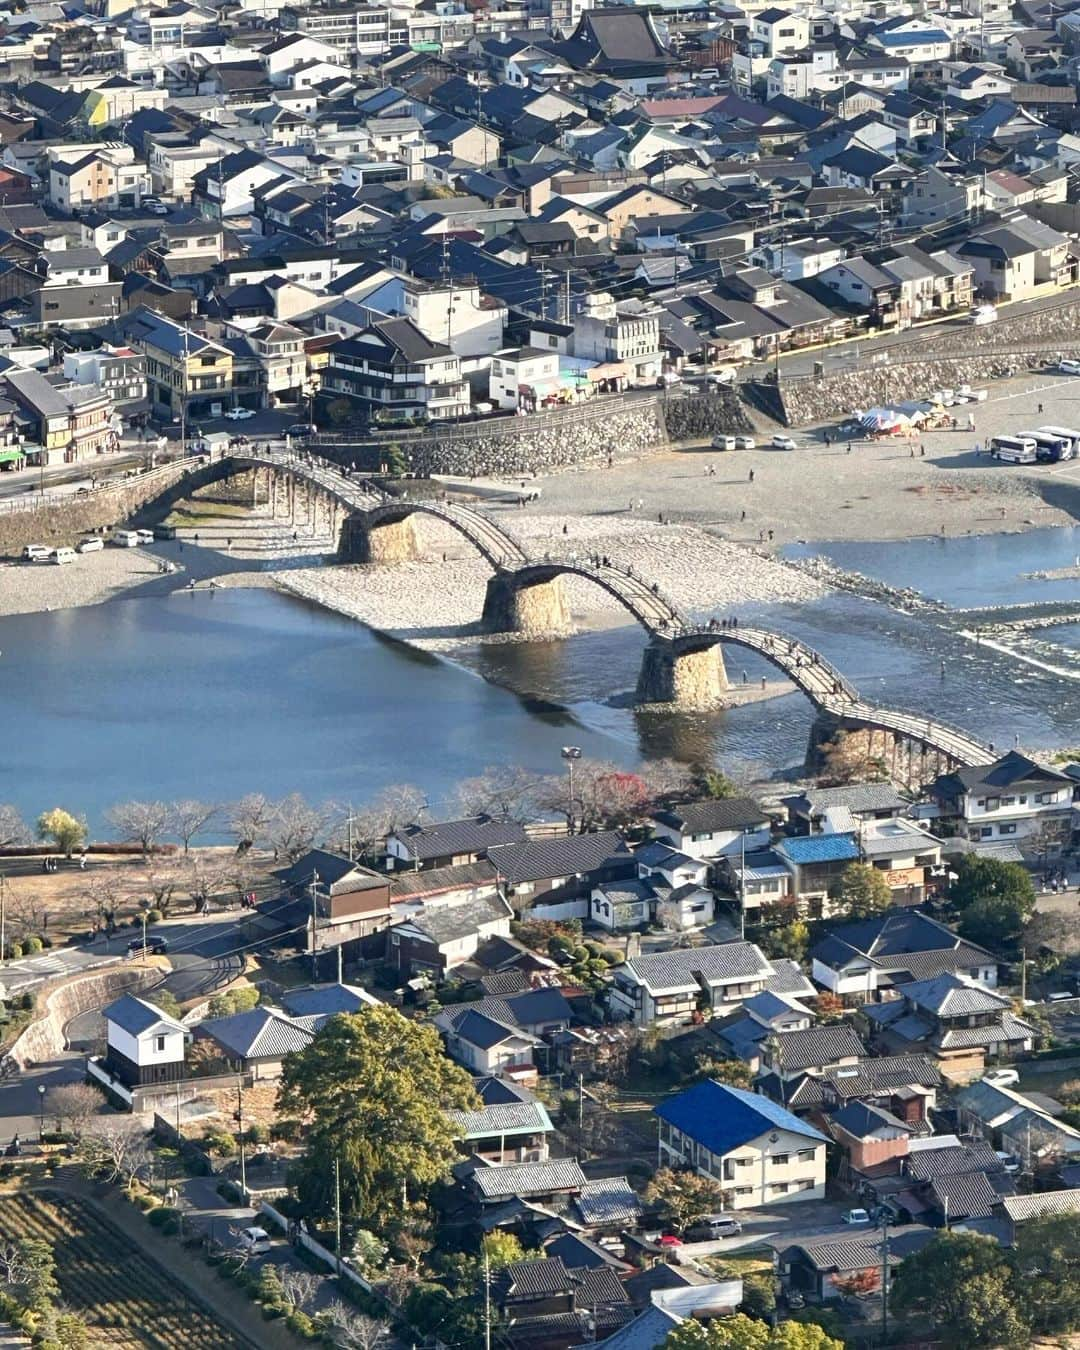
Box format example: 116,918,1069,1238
148,1205,181,1228
203,1128,237,1156
7,943,22,960
22,936,42,954
18,993,33,1011
270,1119,301,1143
134,1193,158,1211
216,1179,241,1204
244,1122,269,1145
285,1309,317,1339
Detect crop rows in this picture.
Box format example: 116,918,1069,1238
2,1191,248,1349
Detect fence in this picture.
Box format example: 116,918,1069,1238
0,458,189,518
259,1199,373,1295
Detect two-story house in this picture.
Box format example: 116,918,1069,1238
63,344,147,414
656,1080,828,1209
570,291,664,388
4,368,114,465
31,245,122,330
324,319,471,422
773,834,860,918
650,797,771,861
928,750,1075,852
608,942,779,1026
386,815,528,872
123,307,235,422
101,993,190,1088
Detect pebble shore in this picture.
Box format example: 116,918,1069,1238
0,549,167,617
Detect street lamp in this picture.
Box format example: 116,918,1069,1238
37,1084,45,1142
561,746,581,834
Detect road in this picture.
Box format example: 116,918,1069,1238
674,1200,876,1260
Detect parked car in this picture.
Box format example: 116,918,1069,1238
135,529,155,545
236,1227,271,1254
1057,359,1080,376
224,407,256,421
51,547,76,565
22,544,51,562
711,435,737,451
76,538,104,554
686,1215,742,1241
286,423,316,438
154,524,177,541
112,530,140,548
706,367,737,386
842,1209,871,1225
772,435,797,450
984,1068,1020,1087
142,198,169,216
657,1234,683,1248
970,304,998,326
127,934,168,955
734,436,755,450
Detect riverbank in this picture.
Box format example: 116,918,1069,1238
0,549,172,618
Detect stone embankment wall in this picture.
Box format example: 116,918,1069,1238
8,964,161,1067
0,463,190,558
772,295,1080,426
662,388,754,439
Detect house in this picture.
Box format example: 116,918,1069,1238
101,994,190,1088
810,911,999,1001
196,1007,314,1079
486,830,634,921
63,344,147,415
997,1189,1080,1243
466,1158,586,1207
862,973,1036,1081
570,291,664,388
121,307,234,422
439,1007,544,1077
275,849,393,954
489,347,562,412
650,797,771,860
780,1226,934,1304
656,1080,828,1210
3,368,114,465
277,981,380,1027
387,892,513,977
609,942,778,1026
957,216,1075,301
825,1100,919,1172
387,815,530,872
773,834,861,918
493,1256,631,1346
759,1023,868,1083
712,989,815,1071
446,1076,555,1163
929,751,1075,852
784,784,906,834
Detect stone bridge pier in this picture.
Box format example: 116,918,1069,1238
806,711,951,791
636,637,729,710
481,570,573,636
338,511,421,563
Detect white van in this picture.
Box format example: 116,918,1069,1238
51,547,76,565
135,529,155,545
971,304,998,326
76,538,103,554
22,544,51,562
112,529,141,548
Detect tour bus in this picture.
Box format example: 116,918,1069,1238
991,435,1037,464
1026,430,1072,463
1035,426,1080,461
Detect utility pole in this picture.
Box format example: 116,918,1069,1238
236,1083,247,1198
483,1246,492,1350
309,871,320,981
739,833,746,941
880,1213,890,1341
1020,946,1027,1004
334,1155,342,1274
336,944,343,985
140,910,148,966
0,873,6,968
178,323,189,460
578,1072,584,1133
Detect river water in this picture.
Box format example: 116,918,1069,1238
3,526,1079,829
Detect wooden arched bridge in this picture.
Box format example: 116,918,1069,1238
193,450,991,777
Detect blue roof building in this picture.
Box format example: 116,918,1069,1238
654,1081,828,1211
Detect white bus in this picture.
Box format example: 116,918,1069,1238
1035,426,1080,460
991,435,1037,464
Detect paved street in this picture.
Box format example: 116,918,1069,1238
0,1053,86,1145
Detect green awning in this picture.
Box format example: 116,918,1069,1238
0,449,26,463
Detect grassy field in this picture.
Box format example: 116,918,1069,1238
1,1189,248,1349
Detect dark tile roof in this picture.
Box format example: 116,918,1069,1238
393,813,529,860
486,830,631,884
498,1258,572,1299
471,1159,586,1200
929,1171,1002,1219
771,1024,867,1071
652,796,767,834
904,1141,1002,1181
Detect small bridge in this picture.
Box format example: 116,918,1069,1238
190,450,991,779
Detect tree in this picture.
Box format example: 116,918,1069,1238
382,444,407,478
147,989,183,1020
208,985,260,1018
168,799,218,853
830,1269,880,1297
322,1303,389,1350
266,793,328,863
105,800,170,854
0,1237,59,1309
766,920,810,962
44,1083,100,1138
950,857,1035,915
453,766,544,822
891,1231,1026,1347
959,892,1033,951
694,769,740,800
644,1167,731,1232
339,783,426,863
277,1005,478,1227
662,1313,843,1350
183,853,229,914
482,1231,529,1270
838,862,892,919
1014,1211,1080,1336
36,808,87,858
692,1056,754,1089
818,731,887,787
279,1269,319,1314
0,804,30,848
228,793,274,852
76,1121,152,1190
814,992,846,1023
141,861,178,915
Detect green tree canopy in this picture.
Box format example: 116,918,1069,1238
958,891,1033,951
950,857,1035,914
644,1167,731,1232
1014,1211,1080,1335
35,807,87,858
767,921,810,963
838,862,892,919
891,1231,1026,1347
663,1313,842,1350
277,1005,478,1227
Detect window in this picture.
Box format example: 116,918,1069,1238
985,797,1000,810
771,1153,789,1166
155,1035,165,1052
1000,823,1016,835
796,1148,816,1162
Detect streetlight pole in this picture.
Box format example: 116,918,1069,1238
140,910,148,966
236,1083,247,1198
561,746,581,834
37,1084,45,1142
0,873,6,968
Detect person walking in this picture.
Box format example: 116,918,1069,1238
748,469,755,483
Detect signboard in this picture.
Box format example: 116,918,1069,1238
884,867,923,888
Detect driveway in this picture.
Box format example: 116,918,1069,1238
0,1053,88,1146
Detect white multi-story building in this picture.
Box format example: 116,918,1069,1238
929,751,1075,850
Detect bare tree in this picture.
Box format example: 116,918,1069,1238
77,1121,152,1189
44,1083,101,1139
168,800,218,854
142,861,179,915
322,1303,388,1350
228,793,273,853
333,783,425,863
82,871,125,934
0,804,30,849
183,853,230,914
266,794,328,863
452,765,544,822
0,1240,33,1288
105,800,171,854
279,1268,320,1313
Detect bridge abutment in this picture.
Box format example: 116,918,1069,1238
636,638,729,710
481,571,573,636
338,513,421,563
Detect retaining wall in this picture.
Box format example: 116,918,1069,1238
8,963,161,1067
0,463,191,558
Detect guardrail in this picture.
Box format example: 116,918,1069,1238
0,458,189,518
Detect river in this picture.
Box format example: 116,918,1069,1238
3,525,1079,829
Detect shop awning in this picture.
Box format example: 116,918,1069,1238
0,449,26,463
